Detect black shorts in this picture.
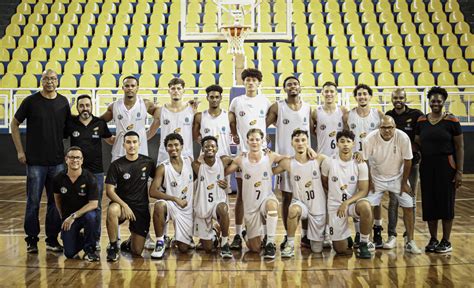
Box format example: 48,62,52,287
116,204,150,238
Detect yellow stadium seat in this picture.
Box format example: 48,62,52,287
68,47,85,61
452,59,469,73
376,0,391,12
26,61,43,74
333,46,350,60
427,46,444,59
143,47,160,61
328,23,344,35
0,48,9,61
113,24,129,36
374,59,392,73
442,33,458,46
2,35,16,49
432,58,450,73
124,48,142,61
52,35,70,49
338,72,356,86
404,33,421,46
162,47,179,61
12,48,28,61
437,21,453,34
139,74,156,88
398,72,416,86
132,13,148,25
410,0,425,12
103,61,120,74
346,22,363,35
77,23,93,36
0,62,4,75
64,60,81,74
357,72,376,86
355,58,372,72
438,72,456,86
60,74,78,88
99,74,117,87
413,59,430,72
51,1,66,14
466,46,474,59
98,13,114,25
295,46,311,60
449,11,464,23
361,11,377,23
315,59,333,73
86,47,103,61
11,13,26,25
118,1,134,14
115,12,131,25
317,72,336,86
396,10,412,23
394,59,411,72
432,11,447,23
128,34,145,49
59,24,75,36
43,60,62,74
106,48,123,61
400,22,416,35
364,23,381,36
367,34,384,46
161,59,178,74
141,60,158,74
312,34,329,46
63,12,79,25
20,74,39,88
149,23,165,36
427,0,443,12
33,2,48,14
131,24,146,36
294,35,310,48
326,12,342,24
41,23,57,36
45,13,61,25
0,73,18,88
84,2,100,14
382,22,398,35
351,46,369,59
331,34,348,47
458,72,473,85
5,23,21,36
378,72,396,86
80,13,96,25
424,33,440,46
446,46,463,60
298,72,316,86
28,13,43,25
308,1,323,12
379,11,395,24
349,33,366,47
408,46,425,59
7,60,24,74
455,22,471,34
83,60,101,74
297,59,314,73
448,100,467,117
325,0,340,12
16,3,31,15
23,23,39,36
122,60,139,75
387,34,404,46
418,21,434,34
78,74,96,88
445,0,460,12
91,36,108,48
417,72,435,86
370,46,387,60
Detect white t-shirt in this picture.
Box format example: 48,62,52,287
241,152,273,213
316,105,344,156
229,94,271,153
362,129,413,182
200,109,231,157
290,158,326,215
275,100,311,156
321,155,369,212
193,158,227,218
348,108,380,152
161,156,194,213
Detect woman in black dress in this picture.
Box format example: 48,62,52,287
415,86,464,253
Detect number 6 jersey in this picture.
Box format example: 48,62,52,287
321,155,369,212
241,152,274,214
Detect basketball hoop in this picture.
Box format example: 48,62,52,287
221,25,251,55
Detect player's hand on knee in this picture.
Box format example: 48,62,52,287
217,179,228,189
123,205,136,221
400,182,413,197
337,202,348,218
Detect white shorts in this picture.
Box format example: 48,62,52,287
193,201,227,240
290,199,325,241
366,178,415,208
328,198,369,241
244,195,279,239
276,171,292,193
155,200,194,245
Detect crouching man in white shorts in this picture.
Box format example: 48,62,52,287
192,136,233,258
272,129,327,257
321,130,373,259
225,128,286,259
149,133,194,259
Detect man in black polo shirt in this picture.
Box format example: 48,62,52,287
53,146,99,261
11,69,70,253
66,94,113,249
105,131,156,261
383,88,424,249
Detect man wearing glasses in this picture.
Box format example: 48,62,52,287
11,69,71,253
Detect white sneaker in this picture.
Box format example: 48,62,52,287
405,240,422,254
383,236,397,249
144,236,156,250
281,244,294,258
367,241,376,252
151,241,166,259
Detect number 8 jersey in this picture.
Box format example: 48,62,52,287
321,155,369,212
289,158,326,215
241,152,274,213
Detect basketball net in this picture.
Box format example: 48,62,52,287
221,25,251,55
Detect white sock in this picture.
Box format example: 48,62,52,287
354,221,360,233
266,214,278,244
287,237,295,247
235,225,242,236
221,236,228,247
374,219,383,227
302,229,307,237
360,234,369,243
157,236,164,242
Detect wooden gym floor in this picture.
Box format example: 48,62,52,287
0,177,474,287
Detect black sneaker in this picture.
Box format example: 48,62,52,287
435,239,452,253
263,242,276,259
356,242,372,259
106,243,120,262
120,238,132,253
220,243,233,259
373,225,384,249
301,235,311,248
46,239,63,252
354,232,360,248
347,236,354,249
280,235,288,250
84,251,100,262
261,235,267,249
27,241,38,254
230,234,242,250
425,237,439,253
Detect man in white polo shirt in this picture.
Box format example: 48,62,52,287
362,116,421,254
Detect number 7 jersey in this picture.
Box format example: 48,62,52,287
321,155,369,212
241,152,274,213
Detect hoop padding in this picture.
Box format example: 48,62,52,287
221,25,251,55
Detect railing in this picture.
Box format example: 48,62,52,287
2,85,474,132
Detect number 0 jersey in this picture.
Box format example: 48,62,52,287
241,152,274,213
321,155,369,212
289,158,326,215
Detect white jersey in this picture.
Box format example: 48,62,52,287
275,100,311,156
158,105,194,163
241,152,274,213
229,94,271,153
161,156,194,213
321,155,369,212
111,97,148,161
363,129,413,182
290,158,326,215
348,108,380,152
200,110,231,156
193,159,227,218
316,105,343,156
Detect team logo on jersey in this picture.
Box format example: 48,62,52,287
185,117,190,123
207,183,214,190
244,174,251,179
126,124,134,130
163,119,170,125
350,176,355,181
217,174,221,180
263,172,269,179
78,185,86,196
123,173,131,180
370,122,375,128
137,112,141,118
239,111,246,117
283,119,290,124
304,117,307,123
200,176,204,181
349,176,356,183
338,122,342,127
93,126,99,131
204,128,210,133
254,181,261,187
221,126,226,132
182,187,188,193
141,166,147,171
171,181,178,187
189,174,192,180
340,184,348,191
174,128,181,133
305,181,312,188
118,114,123,120
313,170,318,176
141,172,146,180
350,123,356,129
72,131,80,137
360,132,367,138
260,110,264,116
249,119,257,126
329,131,336,137
60,187,67,194
320,124,326,130
332,176,338,182
294,175,301,181
406,118,412,123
